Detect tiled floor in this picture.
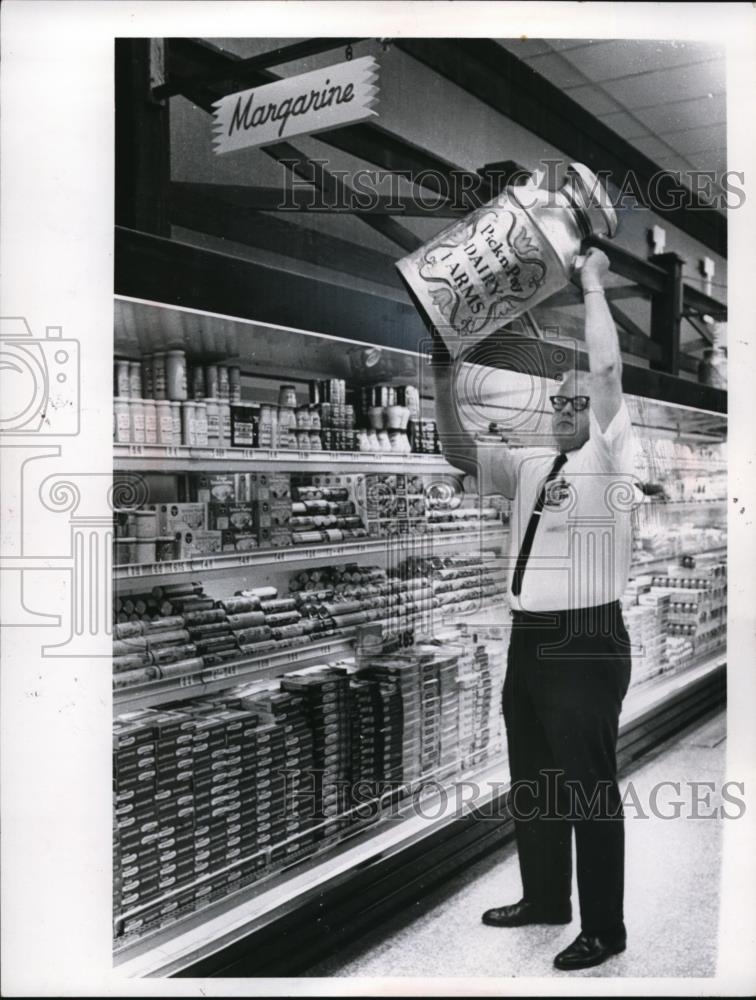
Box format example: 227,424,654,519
307,709,726,979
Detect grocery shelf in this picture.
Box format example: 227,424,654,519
113,636,354,714
114,527,507,587
641,498,727,509
113,747,510,975
630,545,727,577
113,647,726,977
112,601,509,715
114,443,458,475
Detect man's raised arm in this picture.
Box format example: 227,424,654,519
580,247,624,431
429,331,517,499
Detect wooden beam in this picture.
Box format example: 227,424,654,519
607,285,652,303
115,227,727,415
154,37,365,99
607,302,661,363
394,38,727,257
325,122,491,206
477,159,530,194
115,39,171,235
260,141,423,253
168,185,404,289
609,303,699,375
590,236,725,322
684,313,716,347
545,283,651,310
650,252,685,376
683,283,728,321
586,236,668,294
541,285,583,309
168,181,458,218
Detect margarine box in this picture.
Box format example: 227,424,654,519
270,505,291,527
207,503,231,531
268,475,292,502
252,501,271,530
227,503,255,531
256,525,272,546
221,531,259,553
175,530,222,560
193,474,236,504
151,710,197,742
153,502,207,535
249,473,270,502
113,715,158,751
208,502,255,532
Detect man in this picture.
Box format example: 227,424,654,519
431,247,637,971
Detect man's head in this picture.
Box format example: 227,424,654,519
551,371,590,452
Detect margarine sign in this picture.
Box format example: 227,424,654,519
212,56,379,154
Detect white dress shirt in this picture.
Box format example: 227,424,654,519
478,401,639,612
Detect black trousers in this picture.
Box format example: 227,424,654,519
502,600,632,938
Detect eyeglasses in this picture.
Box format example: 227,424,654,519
550,395,590,412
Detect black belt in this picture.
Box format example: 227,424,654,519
511,600,621,626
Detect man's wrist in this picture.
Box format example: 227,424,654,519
583,286,606,296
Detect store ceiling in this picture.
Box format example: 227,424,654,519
496,38,727,189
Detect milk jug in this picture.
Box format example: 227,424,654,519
396,163,617,356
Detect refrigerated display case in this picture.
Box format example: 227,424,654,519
112,297,726,976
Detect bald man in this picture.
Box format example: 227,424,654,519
431,248,637,971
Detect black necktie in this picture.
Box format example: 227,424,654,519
510,452,568,597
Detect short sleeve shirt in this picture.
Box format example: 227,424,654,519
505,401,639,612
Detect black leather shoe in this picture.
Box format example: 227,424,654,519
553,931,626,970
482,898,572,927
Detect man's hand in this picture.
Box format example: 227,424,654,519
579,247,611,291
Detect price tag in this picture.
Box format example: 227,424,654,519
179,673,201,688
209,665,238,681
213,448,226,459
297,452,310,461
273,552,286,562
238,555,253,566
242,449,256,460
128,445,144,457
164,446,179,458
